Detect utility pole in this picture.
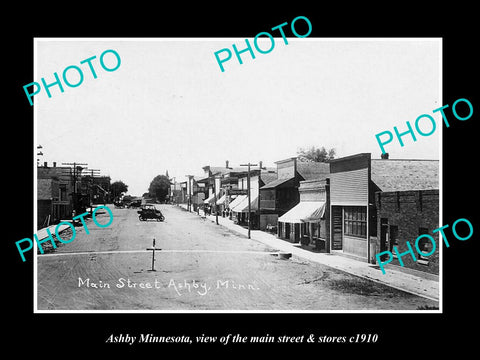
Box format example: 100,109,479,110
213,176,218,225
239,162,258,239
62,162,88,216
88,169,100,215
185,175,194,212
170,176,176,204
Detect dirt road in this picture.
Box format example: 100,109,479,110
36,204,438,310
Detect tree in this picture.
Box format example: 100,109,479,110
110,180,128,199
148,175,171,202
297,146,336,162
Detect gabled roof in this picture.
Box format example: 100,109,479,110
371,159,439,192
296,161,330,181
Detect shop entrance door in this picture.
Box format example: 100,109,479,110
331,206,343,250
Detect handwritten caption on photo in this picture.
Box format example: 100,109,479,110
15,205,114,262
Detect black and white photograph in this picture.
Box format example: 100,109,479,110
33,38,441,312
7,5,478,354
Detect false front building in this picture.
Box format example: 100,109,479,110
259,157,330,232
277,178,330,250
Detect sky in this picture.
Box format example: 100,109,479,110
35,38,441,196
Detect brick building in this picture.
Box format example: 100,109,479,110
375,189,439,275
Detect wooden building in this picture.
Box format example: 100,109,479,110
259,157,330,231
229,169,277,228
277,178,330,249
37,162,75,229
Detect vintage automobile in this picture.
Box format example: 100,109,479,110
137,204,165,221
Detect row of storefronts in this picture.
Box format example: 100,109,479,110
174,153,439,274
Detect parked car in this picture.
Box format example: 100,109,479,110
137,204,165,221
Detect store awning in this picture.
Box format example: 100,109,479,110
278,201,326,223
216,194,226,205
228,195,247,211
203,192,220,204
232,196,258,213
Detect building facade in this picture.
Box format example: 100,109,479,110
259,157,330,231
329,153,438,264
375,189,439,274
277,178,330,249
37,162,74,228
229,169,277,229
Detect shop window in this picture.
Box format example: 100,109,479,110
344,206,367,238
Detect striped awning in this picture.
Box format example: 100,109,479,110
216,194,226,205
232,196,258,213
203,192,220,204
278,201,326,223
228,195,247,211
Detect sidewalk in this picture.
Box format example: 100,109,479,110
178,205,439,302
36,223,72,240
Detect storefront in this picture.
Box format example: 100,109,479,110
277,179,329,248
227,194,247,221
329,153,439,263
231,193,259,228
329,153,374,261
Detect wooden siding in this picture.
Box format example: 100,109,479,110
343,235,368,259
299,179,327,202
300,189,326,202
260,200,276,210
330,168,369,206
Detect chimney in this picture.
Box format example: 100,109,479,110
44,161,47,167
225,160,229,168
259,161,263,170
53,162,56,167
381,153,389,159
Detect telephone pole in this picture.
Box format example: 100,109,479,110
185,175,194,212
88,169,100,214
62,162,88,215
213,176,219,225
239,162,258,239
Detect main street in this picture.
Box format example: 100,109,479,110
37,204,438,311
